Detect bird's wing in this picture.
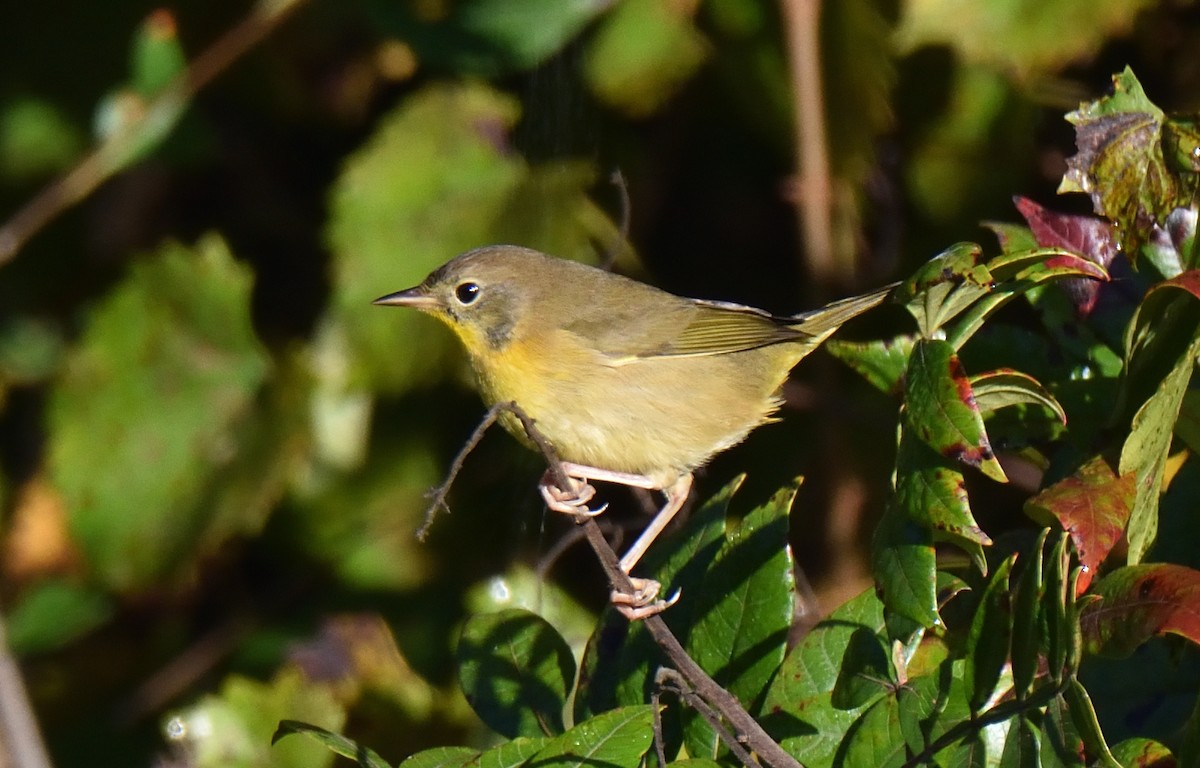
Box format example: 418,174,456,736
642,300,806,358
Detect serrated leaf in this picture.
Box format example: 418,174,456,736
971,368,1067,425
826,334,916,396
761,589,885,767
905,338,1006,482
1059,67,1200,251
872,504,939,629
528,706,655,768
894,432,991,564
48,236,269,591
457,609,575,738
964,554,1015,713
1080,563,1200,657
272,721,393,768
1025,456,1133,593
684,482,796,758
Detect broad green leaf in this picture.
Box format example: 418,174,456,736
1059,68,1200,251
1110,738,1175,768
401,748,479,768
684,482,796,758
166,670,344,768
1081,563,1200,657
964,554,1015,713
872,504,939,629
837,695,906,768
895,1,1155,80
762,589,885,767
575,477,734,723
971,369,1067,425
905,338,1006,483
528,706,655,768
457,608,575,738
272,721,393,768
831,627,893,711
826,334,916,396
49,236,270,591
471,737,550,768
998,715,1039,768
898,661,976,768
1025,455,1134,593
584,0,709,117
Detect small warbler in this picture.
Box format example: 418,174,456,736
375,245,894,618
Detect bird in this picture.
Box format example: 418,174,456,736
374,245,894,619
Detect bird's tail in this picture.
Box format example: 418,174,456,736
788,282,898,342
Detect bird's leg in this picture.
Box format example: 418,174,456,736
608,473,692,620
538,462,660,517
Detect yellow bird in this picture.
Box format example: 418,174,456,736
375,245,894,618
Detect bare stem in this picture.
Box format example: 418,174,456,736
0,615,54,768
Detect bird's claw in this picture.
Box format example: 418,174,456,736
611,577,681,621
539,475,607,519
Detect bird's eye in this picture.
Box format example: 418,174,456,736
454,281,481,305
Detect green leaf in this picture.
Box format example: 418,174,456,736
575,477,734,723
1110,738,1175,768
167,670,345,768
401,748,479,768
457,608,575,738
1042,533,1071,682
272,721,393,768
1080,563,1200,657
898,242,992,338
0,98,84,180
836,695,906,768
905,338,1006,483
584,0,709,117
1040,694,1086,768
971,369,1067,425
470,737,550,768
48,235,270,591
761,589,885,767
999,715,1040,768
1062,679,1121,768
1011,530,1048,700
130,10,186,98
528,706,655,768
826,334,916,396
1025,455,1134,593
684,482,796,758
964,554,1015,713
1059,68,1200,251
895,1,1155,79
4,580,113,655
831,627,893,711
872,504,940,629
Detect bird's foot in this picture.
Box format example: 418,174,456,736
611,577,681,621
539,472,608,518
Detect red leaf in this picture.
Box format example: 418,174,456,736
1151,269,1200,301
1081,563,1200,656
1014,196,1119,315
1024,455,1134,593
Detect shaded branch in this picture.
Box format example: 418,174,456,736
0,615,53,768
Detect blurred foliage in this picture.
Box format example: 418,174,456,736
3,0,1200,767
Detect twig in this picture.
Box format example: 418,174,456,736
655,669,762,768
0,615,54,768
780,0,836,288
0,0,310,264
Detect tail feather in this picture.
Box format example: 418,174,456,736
789,282,898,342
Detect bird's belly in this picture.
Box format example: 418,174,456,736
475,340,795,486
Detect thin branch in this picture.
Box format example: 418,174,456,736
0,615,53,768
780,0,836,289
655,669,762,768
0,0,310,264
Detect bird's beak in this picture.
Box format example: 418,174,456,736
372,287,439,310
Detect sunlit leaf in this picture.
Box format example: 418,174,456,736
1110,738,1175,768
527,706,654,768
457,609,575,738
1081,563,1200,657
1025,456,1134,593
872,504,939,629
894,432,990,567
826,334,916,396
971,368,1066,425
401,747,478,768
838,694,906,768
1013,196,1119,315
905,338,1006,483
898,242,992,338
471,737,550,768
272,721,393,768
